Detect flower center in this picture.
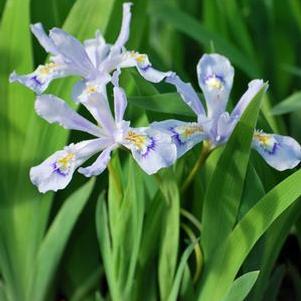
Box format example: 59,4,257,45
254,132,278,154
37,62,58,76
124,130,155,157
85,84,98,95
205,74,224,90
125,131,148,150
53,152,75,176
170,123,203,145
130,51,147,64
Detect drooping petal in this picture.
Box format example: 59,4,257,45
165,73,206,118
49,28,95,77
121,127,177,174
151,119,207,158
35,94,103,137
71,80,115,133
9,61,74,94
30,138,105,193
78,144,116,177
197,53,234,118
83,30,110,68
252,131,301,171
30,23,58,55
119,51,172,83
111,2,132,53
230,79,266,119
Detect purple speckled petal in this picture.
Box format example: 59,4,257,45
30,138,105,193
121,127,177,174
197,53,234,118
151,119,206,158
252,131,301,171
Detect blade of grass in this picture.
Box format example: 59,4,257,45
28,179,94,301
201,85,267,259
198,168,301,301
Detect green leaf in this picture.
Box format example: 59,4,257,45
96,158,145,301
167,242,196,301
201,85,267,259
198,168,301,301
149,1,259,77
28,179,94,301
271,91,301,115
127,92,195,117
221,271,259,301
158,171,180,300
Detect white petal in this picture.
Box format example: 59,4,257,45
165,73,206,117
151,120,206,158
72,80,116,133
35,94,102,137
111,3,132,53
49,28,95,77
30,23,58,55
30,139,105,193
9,61,73,94
78,145,116,177
252,132,301,171
83,30,110,68
197,53,234,118
121,127,177,174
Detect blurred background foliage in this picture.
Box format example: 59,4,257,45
1,0,301,300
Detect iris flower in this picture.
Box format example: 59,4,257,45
153,53,301,171
30,71,176,193
10,3,170,101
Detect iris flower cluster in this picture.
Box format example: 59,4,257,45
10,3,301,193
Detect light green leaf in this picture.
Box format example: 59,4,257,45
271,91,301,115
201,85,267,259
128,93,195,117
198,168,301,301
158,171,180,300
221,271,259,301
167,242,197,301
29,179,94,301
149,1,259,77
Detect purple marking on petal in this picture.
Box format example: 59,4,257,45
31,75,43,86
52,162,68,176
264,141,279,155
203,74,225,85
169,127,186,146
139,64,151,72
141,137,156,158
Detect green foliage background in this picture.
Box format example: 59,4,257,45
1,0,301,300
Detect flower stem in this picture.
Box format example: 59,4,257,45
181,142,211,193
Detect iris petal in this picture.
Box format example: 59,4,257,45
30,139,105,193
252,132,301,171
197,53,234,118
122,127,177,174
35,94,103,137
152,119,206,158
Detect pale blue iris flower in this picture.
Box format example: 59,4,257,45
30,71,176,193
152,53,301,171
10,3,170,100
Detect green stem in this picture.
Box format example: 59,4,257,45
181,142,211,193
